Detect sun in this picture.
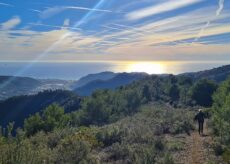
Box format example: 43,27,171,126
127,62,165,74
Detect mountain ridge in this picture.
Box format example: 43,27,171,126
181,64,230,82
74,72,148,96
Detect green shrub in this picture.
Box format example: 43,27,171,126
56,136,98,164
74,127,102,148
24,104,70,136
222,148,230,163
154,138,164,151
96,126,122,147
167,141,184,151
213,143,224,156
191,79,217,107
163,153,174,164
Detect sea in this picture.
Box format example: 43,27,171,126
0,61,229,80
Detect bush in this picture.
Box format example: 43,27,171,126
56,136,98,164
154,138,164,151
211,78,230,145
109,143,156,164
163,153,174,164
213,143,224,156
24,104,70,136
191,79,217,107
222,148,230,163
96,126,122,147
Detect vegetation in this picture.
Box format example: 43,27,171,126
211,77,230,163
191,79,217,107
24,104,71,136
0,104,194,163
0,90,81,130
0,72,229,163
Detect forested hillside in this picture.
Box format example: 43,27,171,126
0,90,81,129
74,72,147,96
182,64,230,82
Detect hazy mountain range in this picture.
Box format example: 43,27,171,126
0,72,147,100
73,72,148,96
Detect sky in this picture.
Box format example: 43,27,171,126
0,0,230,62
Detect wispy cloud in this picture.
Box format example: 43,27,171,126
0,0,230,62
216,0,224,16
0,2,14,7
63,19,70,27
28,23,81,31
126,0,204,20
29,9,42,13
1,16,21,30
40,6,112,19
194,0,225,42
65,6,112,13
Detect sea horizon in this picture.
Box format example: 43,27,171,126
0,61,229,80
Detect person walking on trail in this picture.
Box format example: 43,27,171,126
194,109,205,135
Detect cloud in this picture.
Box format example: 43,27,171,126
0,2,13,7
193,0,225,42
63,19,70,26
216,0,224,16
0,2,230,62
126,0,204,20
65,6,112,13
29,9,42,13
40,7,66,19
28,23,80,31
1,16,21,30
40,6,112,19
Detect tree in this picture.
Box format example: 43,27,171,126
43,104,69,132
24,104,70,136
142,85,151,102
212,78,230,144
24,113,43,136
168,84,180,102
191,79,217,107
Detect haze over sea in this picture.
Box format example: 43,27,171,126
0,61,229,80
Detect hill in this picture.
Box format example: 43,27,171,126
74,72,148,96
0,90,81,129
0,76,74,100
181,64,230,82
0,76,41,100
71,71,116,89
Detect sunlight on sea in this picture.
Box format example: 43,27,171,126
0,61,229,80
111,61,230,75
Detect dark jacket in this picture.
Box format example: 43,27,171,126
194,111,205,123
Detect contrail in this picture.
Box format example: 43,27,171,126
0,2,14,7
28,23,81,31
216,0,224,16
193,0,224,42
29,9,42,13
0,0,106,89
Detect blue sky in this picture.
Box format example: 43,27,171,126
0,0,230,62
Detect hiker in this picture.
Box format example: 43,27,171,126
194,109,205,135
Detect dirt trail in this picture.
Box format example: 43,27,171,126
189,131,206,163
175,122,225,164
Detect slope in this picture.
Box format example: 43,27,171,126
0,90,81,129
74,72,147,96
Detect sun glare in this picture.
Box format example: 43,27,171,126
127,62,165,74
